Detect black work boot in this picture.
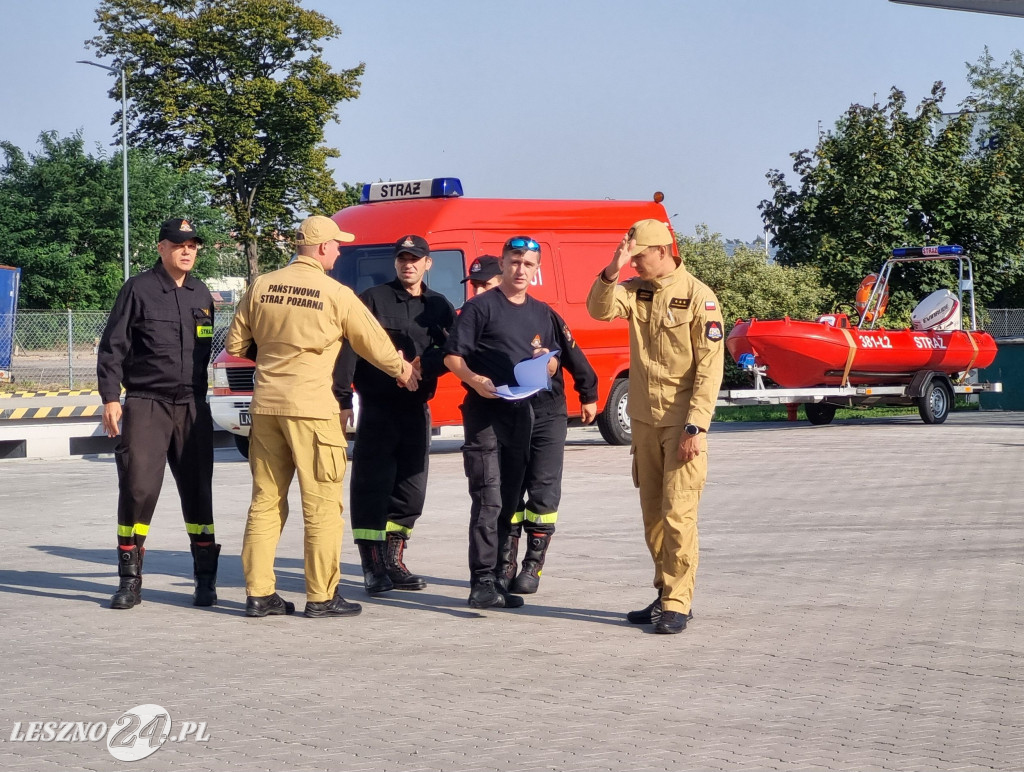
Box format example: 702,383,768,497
467,577,502,609
627,595,693,626
357,541,394,594
655,610,689,634
245,593,295,617
305,587,362,618
496,534,520,592
627,595,662,625
190,543,221,607
510,532,551,595
384,532,427,590
110,546,143,609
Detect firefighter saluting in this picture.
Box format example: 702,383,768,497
587,219,725,635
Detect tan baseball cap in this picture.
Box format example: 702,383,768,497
296,215,355,246
627,219,673,256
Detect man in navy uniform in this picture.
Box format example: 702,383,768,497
335,235,456,594
98,217,219,610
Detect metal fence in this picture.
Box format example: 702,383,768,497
8,311,110,390
3,306,1023,391
983,309,1024,340
4,310,233,391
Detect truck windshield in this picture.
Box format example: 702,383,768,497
330,245,467,309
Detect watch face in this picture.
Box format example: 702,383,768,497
685,424,699,435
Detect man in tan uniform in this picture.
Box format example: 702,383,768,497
587,219,724,634
227,215,416,619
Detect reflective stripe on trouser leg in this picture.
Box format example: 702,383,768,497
631,420,707,615
385,521,413,538
520,409,565,536
167,400,215,543
523,508,557,536
386,403,430,534
242,413,295,597
115,397,173,547
462,399,533,580
350,404,399,542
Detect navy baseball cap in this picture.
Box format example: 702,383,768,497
462,255,501,283
158,218,204,245
393,234,430,259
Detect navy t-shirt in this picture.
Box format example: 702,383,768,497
444,288,560,392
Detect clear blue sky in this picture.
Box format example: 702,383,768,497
2,1,1023,240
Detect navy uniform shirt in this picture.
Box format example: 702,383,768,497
444,288,564,406
531,310,598,418
97,260,214,404
334,279,456,408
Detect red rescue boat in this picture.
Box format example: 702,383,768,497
728,315,997,388
726,246,998,388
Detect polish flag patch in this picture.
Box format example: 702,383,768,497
705,300,717,311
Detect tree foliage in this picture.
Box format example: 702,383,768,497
88,0,363,282
682,226,833,386
0,132,233,309
965,48,1024,306
760,84,1024,316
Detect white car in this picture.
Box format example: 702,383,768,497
210,350,359,458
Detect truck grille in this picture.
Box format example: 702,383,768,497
226,367,256,392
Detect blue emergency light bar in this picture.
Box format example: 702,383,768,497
359,177,464,204
891,245,963,257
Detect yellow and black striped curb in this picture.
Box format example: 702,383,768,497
0,389,101,399
0,405,103,420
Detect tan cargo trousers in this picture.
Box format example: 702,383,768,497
242,414,348,602
630,420,708,615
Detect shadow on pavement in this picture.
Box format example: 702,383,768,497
10,545,631,625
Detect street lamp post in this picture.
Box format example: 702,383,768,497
77,60,130,283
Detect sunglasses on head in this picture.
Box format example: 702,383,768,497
504,236,540,253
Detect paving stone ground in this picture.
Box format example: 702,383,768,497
0,413,1021,771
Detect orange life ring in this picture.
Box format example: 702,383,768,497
855,273,889,323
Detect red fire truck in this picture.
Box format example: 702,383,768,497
210,177,673,457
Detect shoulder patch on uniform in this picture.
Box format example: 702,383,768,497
705,299,717,311
670,297,691,309
562,324,573,343
637,289,654,302
705,321,723,341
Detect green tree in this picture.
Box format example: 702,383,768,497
965,48,1024,306
760,84,1024,316
681,226,833,386
88,0,363,283
0,131,233,309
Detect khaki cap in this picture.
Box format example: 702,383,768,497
296,215,355,246
627,219,673,256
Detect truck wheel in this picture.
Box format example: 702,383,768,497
233,434,250,459
918,379,953,424
598,378,631,445
805,402,837,425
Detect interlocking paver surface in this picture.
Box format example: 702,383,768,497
0,413,1020,771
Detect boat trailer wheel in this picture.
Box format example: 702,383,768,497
918,378,953,424
805,402,837,425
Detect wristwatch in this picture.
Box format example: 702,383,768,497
683,423,701,436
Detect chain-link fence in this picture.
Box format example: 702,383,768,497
7,311,109,390
3,306,1022,391
3,310,233,391
983,309,1024,339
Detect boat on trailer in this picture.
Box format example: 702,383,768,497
723,246,1000,424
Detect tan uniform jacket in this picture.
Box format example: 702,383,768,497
227,255,404,420
587,263,725,429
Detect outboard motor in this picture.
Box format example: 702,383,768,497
911,289,961,331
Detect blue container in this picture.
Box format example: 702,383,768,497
0,265,21,380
